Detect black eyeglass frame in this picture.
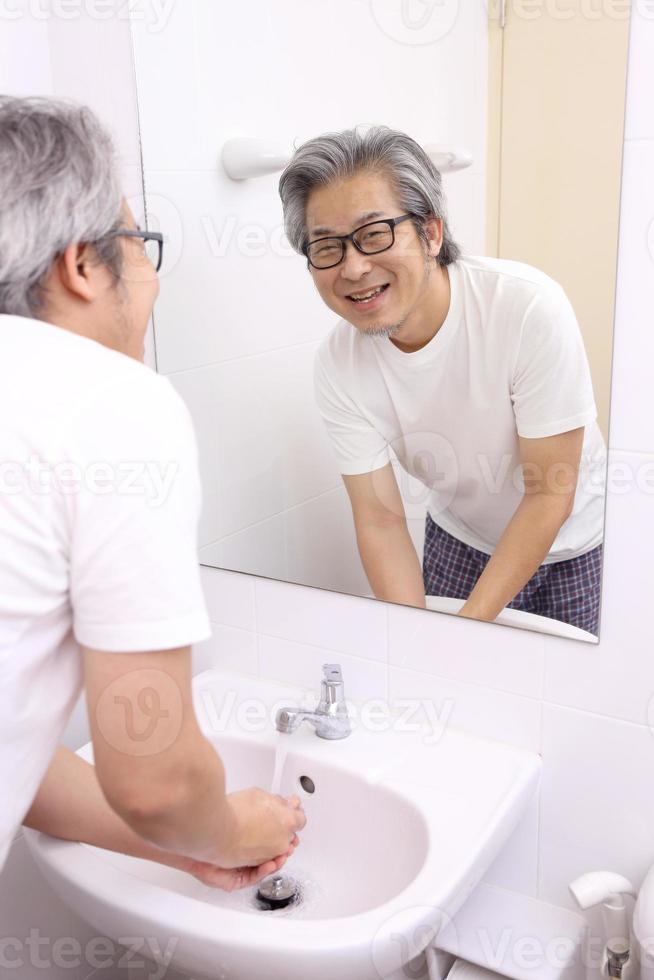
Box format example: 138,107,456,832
303,213,414,270
103,229,164,272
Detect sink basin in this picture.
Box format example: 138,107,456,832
425,595,597,641
25,669,540,980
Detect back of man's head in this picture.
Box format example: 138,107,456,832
0,96,123,319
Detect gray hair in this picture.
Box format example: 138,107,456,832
278,125,461,266
0,96,124,318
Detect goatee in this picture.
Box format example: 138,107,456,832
359,318,405,339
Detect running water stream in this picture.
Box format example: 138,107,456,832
270,732,289,795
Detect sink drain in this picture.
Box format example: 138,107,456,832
255,873,301,911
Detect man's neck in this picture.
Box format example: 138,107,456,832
390,264,451,354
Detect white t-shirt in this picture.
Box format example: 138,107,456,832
0,315,211,871
314,255,606,562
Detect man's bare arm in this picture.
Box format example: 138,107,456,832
81,645,305,868
344,463,426,608
23,745,297,891
459,428,585,622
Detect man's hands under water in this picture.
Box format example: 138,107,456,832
180,790,306,891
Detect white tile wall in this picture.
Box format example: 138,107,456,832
169,342,340,542
623,4,654,141
46,13,141,168
140,170,330,374
194,623,258,677
255,576,387,661
539,704,654,908
258,633,388,702
0,16,52,94
544,450,654,726
204,514,288,582
388,665,542,753
606,143,654,451
283,486,372,595
388,601,545,699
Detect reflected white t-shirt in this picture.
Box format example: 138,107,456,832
0,315,211,871
314,255,606,561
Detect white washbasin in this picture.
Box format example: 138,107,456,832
425,595,597,641
25,670,540,980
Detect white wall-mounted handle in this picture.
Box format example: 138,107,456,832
221,137,293,181
423,144,474,173
221,136,473,180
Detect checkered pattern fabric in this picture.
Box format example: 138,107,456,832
422,513,602,635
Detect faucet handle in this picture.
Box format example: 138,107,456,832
322,663,343,684
321,663,345,707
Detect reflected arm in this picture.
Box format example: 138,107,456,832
343,463,426,608
458,427,584,622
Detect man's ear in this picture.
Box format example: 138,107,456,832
424,216,443,259
56,242,97,302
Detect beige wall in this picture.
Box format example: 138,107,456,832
487,0,631,439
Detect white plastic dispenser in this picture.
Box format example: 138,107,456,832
569,871,637,980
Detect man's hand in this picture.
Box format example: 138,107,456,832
24,747,304,892
81,646,307,866
218,789,306,869
182,836,300,892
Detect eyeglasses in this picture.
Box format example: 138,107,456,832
104,228,164,272
304,214,414,270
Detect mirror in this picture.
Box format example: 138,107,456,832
131,1,632,642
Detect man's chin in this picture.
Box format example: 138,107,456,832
355,319,402,339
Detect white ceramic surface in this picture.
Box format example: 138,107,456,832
26,670,540,980
425,596,597,642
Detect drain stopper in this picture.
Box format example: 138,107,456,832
256,873,299,910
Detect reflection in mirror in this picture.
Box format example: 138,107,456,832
135,2,631,643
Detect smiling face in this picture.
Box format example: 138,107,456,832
305,169,447,347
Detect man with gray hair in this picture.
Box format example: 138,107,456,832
0,96,304,884
279,126,606,634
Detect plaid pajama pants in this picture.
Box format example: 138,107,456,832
422,513,603,635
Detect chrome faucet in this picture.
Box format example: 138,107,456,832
275,663,351,740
